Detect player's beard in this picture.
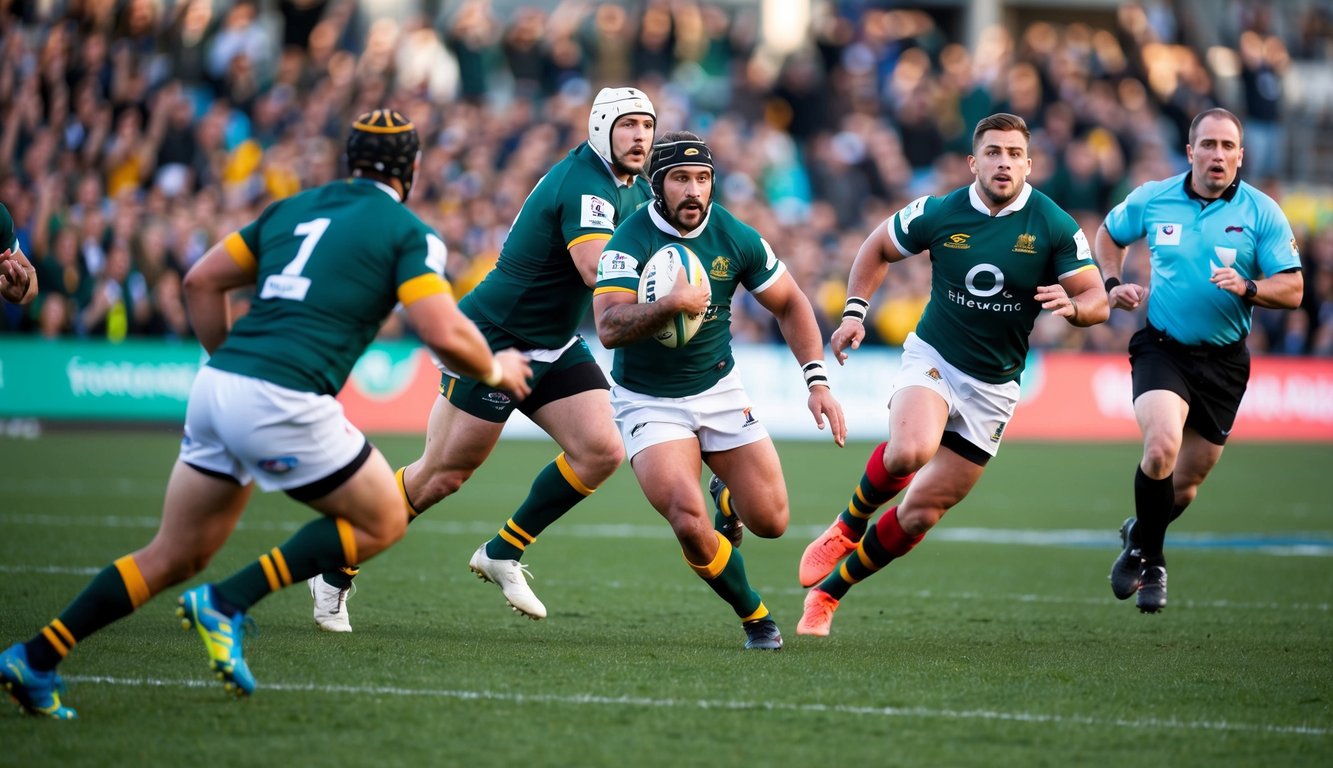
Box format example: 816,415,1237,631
612,149,647,179
979,176,1022,208
667,198,707,233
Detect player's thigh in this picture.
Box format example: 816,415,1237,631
886,385,949,463
530,388,621,459
1133,389,1189,453
704,437,789,532
629,438,706,521
900,446,986,516
420,393,506,474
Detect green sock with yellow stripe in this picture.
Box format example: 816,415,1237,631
836,442,914,540
23,555,151,671
685,531,767,621
820,506,923,600
216,516,359,612
484,453,592,561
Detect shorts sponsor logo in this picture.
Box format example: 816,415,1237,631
741,408,757,427
483,392,511,408
925,367,941,381
990,422,1007,443
631,422,648,438
259,456,300,474
942,233,971,249
1011,233,1037,254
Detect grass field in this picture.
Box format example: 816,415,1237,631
1,431,1330,767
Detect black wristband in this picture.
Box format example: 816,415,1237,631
1244,279,1258,300
1104,276,1121,292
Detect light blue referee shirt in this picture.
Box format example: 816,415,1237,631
1104,171,1301,345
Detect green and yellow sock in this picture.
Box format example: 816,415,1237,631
216,517,358,612
24,555,151,671
836,442,914,540
485,453,594,561
685,531,765,620
819,506,923,600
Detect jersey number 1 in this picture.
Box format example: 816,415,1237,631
259,218,330,302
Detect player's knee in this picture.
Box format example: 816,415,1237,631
884,445,930,474
574,438,624,485
745,509,788,538
1141,444,1177,477
418,466,473,506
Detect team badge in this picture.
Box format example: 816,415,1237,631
925,368,941,381
1012,233,1037,254
710,256,730,280
990,422,1007,443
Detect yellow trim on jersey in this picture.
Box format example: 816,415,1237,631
1061,263,1099,278
398,273,452,306
336,518,359,566
222,232,257,276
740,603,769,623
41,627,70,657
567,232,612,249
50,620,76,648
593,285,638,297
555,452,596,496
685,532,731,579
114,555,152,608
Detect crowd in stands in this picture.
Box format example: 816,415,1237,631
1,0,1331,356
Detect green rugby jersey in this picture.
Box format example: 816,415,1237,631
207,178,451,395
890,183,1095,383
595,203,785,397
0,202,15,251
461,142,652,349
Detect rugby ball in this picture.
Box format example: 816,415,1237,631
637,243,710,348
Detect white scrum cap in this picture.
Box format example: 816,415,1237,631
588,87,655,165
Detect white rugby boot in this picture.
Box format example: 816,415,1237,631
468,544,547,620
308,576,354,633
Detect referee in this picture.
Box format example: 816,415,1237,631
1094,107,1304,613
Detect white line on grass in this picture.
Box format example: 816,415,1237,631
3,513,1330,555
64,674,1329,737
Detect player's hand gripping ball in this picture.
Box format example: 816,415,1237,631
637,243,709,348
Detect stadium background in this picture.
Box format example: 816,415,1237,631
1,4,1330,763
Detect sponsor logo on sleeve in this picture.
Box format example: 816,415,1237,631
596,249,639,280
1073,229,1091,260
581,195,616,229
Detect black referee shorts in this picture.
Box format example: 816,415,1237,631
1129,324,1250,445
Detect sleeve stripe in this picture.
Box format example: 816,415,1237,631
398,273,452,306
1056,263,1100,281
593,285,638,297
568,233,613,249
748,261,788,295
885,224,917,259
222,232,257,276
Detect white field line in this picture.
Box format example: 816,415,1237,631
3,512,1332,556
62,674,1330,737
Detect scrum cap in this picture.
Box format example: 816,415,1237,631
588,87,655,165
346,109,421,201
648,137,713,214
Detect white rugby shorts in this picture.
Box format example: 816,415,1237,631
611,368,769,460
178,366,368,491
893,333,1020,457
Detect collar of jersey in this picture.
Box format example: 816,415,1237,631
968,181,1032,217
649,201,712,238
348,176,402,202
585,143,636,188
1183,171,1240,204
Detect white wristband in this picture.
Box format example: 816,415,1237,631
482,358,503,387
802,360,829,391
842,296,869,323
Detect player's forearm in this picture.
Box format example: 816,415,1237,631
1068,285,1109,327
595,301,681,348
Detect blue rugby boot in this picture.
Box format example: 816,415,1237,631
709,475,744,549
742,618,783,650
177,585,256,697
0,642,76,719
